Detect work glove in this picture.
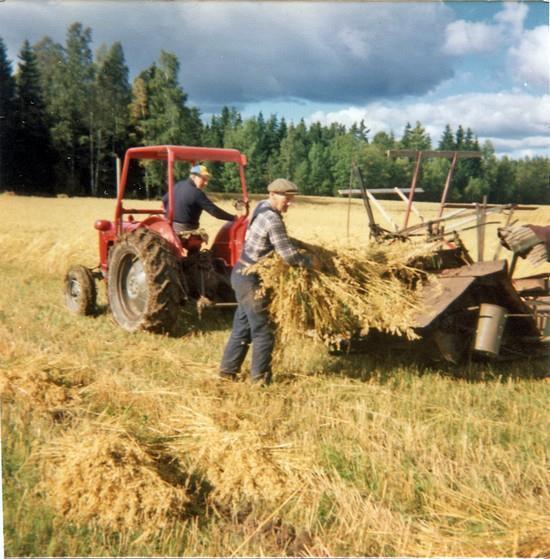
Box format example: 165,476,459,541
234,199,249,217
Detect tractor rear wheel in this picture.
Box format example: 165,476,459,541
64,265,97,316
107,228,183,334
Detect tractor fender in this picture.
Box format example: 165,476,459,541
211,216,249,267
138,216,183,258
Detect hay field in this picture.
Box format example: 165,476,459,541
1,192,549,557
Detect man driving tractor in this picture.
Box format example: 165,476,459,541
163,164,237,234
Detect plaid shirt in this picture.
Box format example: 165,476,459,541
243,200,306,266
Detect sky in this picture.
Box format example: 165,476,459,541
0,0,548,159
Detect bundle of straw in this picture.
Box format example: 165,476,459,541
249,240,435,346
38,421,190,534
163,406,315,507
0,367,81,413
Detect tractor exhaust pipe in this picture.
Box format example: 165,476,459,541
474,304,507,356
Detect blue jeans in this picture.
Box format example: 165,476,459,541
219,262,274,383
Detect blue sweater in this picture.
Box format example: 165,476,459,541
163,178,234,229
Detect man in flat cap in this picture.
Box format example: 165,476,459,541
163,164,237,234
219,178,310,385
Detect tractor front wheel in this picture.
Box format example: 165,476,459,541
64,265,97,316
108,228,184,334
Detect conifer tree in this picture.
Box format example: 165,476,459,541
274,122,309,183
222,116,269,193
13,40,56,193
515,157,550,205
455,125,465,150
400,122,413,148
47,23,95,194
372,131,396,151
278,117,288,145
264,114,283,157
438,124,455,150
131,51,203,196
461,127,482,184
350,119,370,143
308,142,332,195
406,121,431,151
453,125,479,197
142,51,201,146
328,132,361,193
308,121,324,145
494,156,517,203
93,41,131,195
0,38,16,190
33,36,64,112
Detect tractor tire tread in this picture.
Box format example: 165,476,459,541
64,265,97,316
108,228,184,334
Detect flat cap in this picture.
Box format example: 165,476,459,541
267,178,299,194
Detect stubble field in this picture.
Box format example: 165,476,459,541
1,192,549,557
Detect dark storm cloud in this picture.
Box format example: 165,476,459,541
0,1,455,108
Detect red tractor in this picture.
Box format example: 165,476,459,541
64,145,249,334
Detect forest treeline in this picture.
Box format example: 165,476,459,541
0,23,548,204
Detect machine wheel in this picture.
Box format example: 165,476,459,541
431,328,471,364
108,228,183,333
64,265,97,316
430,307,478,364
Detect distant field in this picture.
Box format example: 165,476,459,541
1,192,549,557
2,191,548,277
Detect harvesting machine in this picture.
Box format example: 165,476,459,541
339,150,550,362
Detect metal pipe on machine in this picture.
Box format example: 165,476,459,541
474,304,508,356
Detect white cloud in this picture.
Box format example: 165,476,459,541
441,4,547,93
490,136,550,159
494,3,528,39
443,2,530,57
508,26,550,89
306,92,550,158
443,20,501,55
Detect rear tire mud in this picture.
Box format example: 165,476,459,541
64,265,97,316
108,228,184,334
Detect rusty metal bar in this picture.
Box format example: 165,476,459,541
120,208,163,215
388,149,482,159
365,189,398,231
403,151,423,229
509,252,519,277
167,149,175,224
346,165,353,240
477,195,488,262
438,151,459,219
480,195,488,261
493,208,516,261
394,187,424,222
444,203,538,210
